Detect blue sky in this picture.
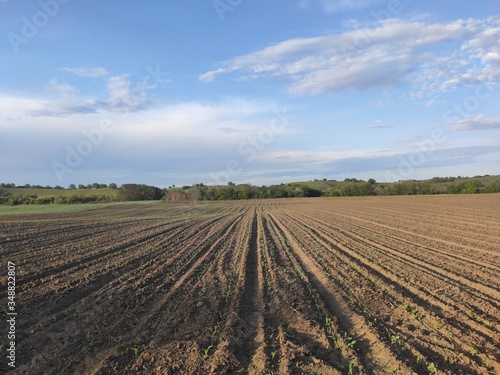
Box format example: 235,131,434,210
1,0,499,187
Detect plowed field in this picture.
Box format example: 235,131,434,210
1,195,499,374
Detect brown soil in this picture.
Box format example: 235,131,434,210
1,195,499,374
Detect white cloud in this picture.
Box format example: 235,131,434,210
423,98,440,107
26,99,105,117
364,120,394,129
117,98,278,144
0,95,282,181
255,138,500,173
200,17,500,96
48,79,75,97
0,94,278,144
0,96,45,122
32,75,155,116
448,114,500,131
262,149,393,163
2,93,497,186
62,66,108,78
390,135,423,147
107,75,146,111
199,68,227,83
462,21,500,64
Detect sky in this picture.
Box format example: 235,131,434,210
1,0,499,187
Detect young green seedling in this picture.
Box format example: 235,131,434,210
128,347,140,356
348,360,356,375
270,350,278,360
427,362,437,374
211,324,220,341
201,345,213,360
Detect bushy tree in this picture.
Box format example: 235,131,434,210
302,186,322,197
119,184,163,201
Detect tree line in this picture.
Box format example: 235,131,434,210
162,178,500,201
1,176,499,205
0,182,118,189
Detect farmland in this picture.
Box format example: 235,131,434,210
1,195,499,374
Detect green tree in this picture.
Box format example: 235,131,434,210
360,182,375,196
302,186,322,197
239,184,253,199
463,182,478,194
119,184,163,201
447,183,464,194
218,187,235,200
484,181,500,193
187,187,201,201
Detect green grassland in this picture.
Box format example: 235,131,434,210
0,187,120,205
1,187,119,199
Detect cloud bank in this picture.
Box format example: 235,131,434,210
200,17,500,96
